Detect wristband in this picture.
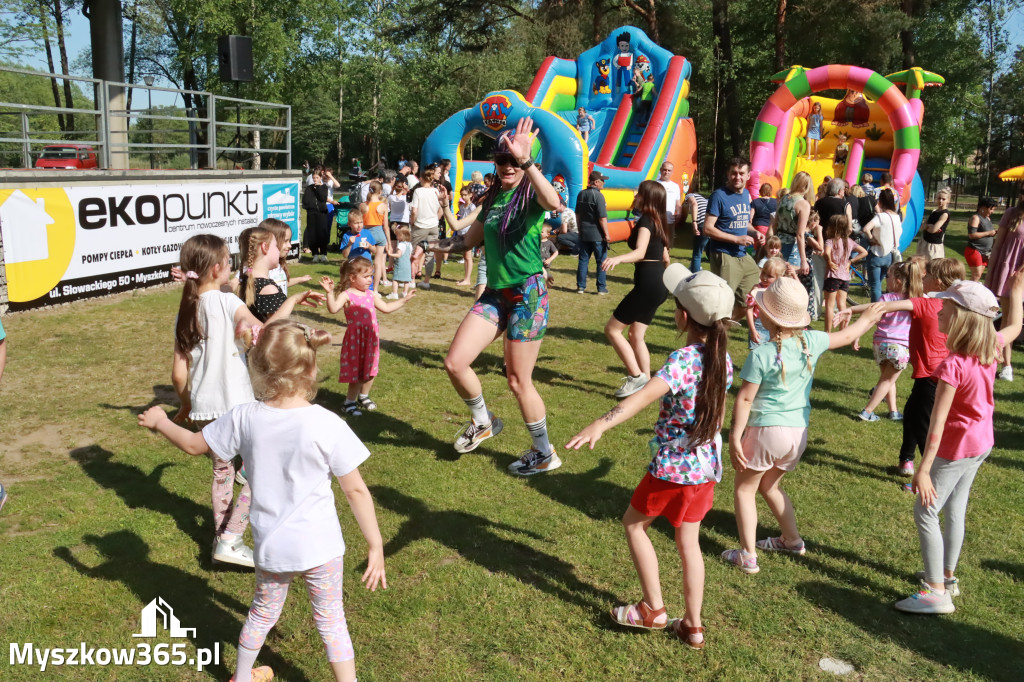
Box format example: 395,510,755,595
519,159,535,171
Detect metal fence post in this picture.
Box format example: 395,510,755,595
208,95,217,168
285,105,292,169
20,112,30,168
98,80,111,169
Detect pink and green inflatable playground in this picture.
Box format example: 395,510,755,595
421,26,697,242
748,65,944,251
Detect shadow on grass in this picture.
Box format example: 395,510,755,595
801,448,896,484
372,485,618,616
984,452,1024,473
70,445,216,563
796,581,1024,680
54,530,310,681
980,559,1024,583
98,384,180,414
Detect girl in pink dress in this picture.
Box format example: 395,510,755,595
984,188,1024,380
321,258,414,416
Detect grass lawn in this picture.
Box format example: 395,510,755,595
1,210,1022,681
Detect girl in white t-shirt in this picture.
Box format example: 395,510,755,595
142,319,387,682
171,234,319,570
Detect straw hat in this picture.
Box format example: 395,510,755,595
754,277,810,328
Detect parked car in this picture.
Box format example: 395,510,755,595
34,144,99,170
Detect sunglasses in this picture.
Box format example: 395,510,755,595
493,154,517,167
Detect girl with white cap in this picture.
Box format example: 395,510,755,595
567,263,736,650
723,277,884,575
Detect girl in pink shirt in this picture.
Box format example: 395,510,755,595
895,272,1024,615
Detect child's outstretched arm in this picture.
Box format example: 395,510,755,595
566,377,670,450
729,381,758,472
288,274,313,286
836,298,911,326
171,346,191,423
319,276,348,314
828,302,886,349
913,381,955,507
374,289,414,313
337,468,387,591
138,406,211,456
266,289,326,322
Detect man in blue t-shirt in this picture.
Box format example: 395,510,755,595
703,157,761,314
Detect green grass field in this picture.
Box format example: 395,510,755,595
1,210,1022,681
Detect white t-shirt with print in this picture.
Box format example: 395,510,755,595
188,291,254,421
203,402,371,572
658,180,682,224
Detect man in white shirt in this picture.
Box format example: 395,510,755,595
657,161,682,238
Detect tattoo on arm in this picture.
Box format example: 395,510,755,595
601,405,624,423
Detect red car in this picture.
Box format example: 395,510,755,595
34,144,99,169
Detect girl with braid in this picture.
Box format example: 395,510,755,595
722,278,884,574
431,118,565,475
238,228,324,322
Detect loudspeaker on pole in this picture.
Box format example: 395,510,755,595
218,35,253,82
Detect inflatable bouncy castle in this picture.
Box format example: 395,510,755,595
748,65,944,251
421,26,697,241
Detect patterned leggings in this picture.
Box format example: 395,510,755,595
239,556,354,662
211,455,251,537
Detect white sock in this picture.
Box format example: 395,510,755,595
234,645,260,681
358,393,369,400
526,418,552,455
463,394,490,426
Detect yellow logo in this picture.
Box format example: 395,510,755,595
0,188,76,303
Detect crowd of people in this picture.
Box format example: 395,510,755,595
96,137,1024,680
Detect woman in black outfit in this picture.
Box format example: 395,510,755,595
915,188,951,260
302,170,331,263
602,180,671,398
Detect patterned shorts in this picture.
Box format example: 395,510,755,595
873,341,910,371
471,273,549,342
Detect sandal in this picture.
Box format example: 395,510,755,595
610,600,667,630
670,619,705,650
344,401,362,417
358,396,377,411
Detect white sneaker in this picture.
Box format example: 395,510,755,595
212,537,255,568
386,292,399,300
614,374,649,398
508,446,562,476
417,281,431,290
998,365,1013,382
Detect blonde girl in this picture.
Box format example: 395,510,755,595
320,258,414,416
806,102,823,159
822,214,868,333
895,271,1024,614
261,218,312,294
746,257,788,349
239,228,324,322
756,235,782,266
856,259,923,421
360,180,392,289
723,278,883,574
141,319,387,682
386,226,415,300
568,265,735,650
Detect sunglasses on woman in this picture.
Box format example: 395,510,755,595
493,154,517,167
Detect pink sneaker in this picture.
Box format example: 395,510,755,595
900,461,915,476
756,536,806,555
721,548,759,574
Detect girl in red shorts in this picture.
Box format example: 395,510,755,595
567,264,736,650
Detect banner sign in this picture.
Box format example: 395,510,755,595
0,180,301,311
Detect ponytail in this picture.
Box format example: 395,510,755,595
690,318,731,448
242,228,273,307
175,234,228,355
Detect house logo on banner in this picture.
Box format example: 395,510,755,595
0,188,77,303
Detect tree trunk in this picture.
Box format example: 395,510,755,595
336,17,344,164
900,0,915,68
53,0,74,131
711,0,744,163
38,1,65,133
775,0,787,72
622,0,659,43
592,0,604,46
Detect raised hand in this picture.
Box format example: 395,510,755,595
505,117,539,164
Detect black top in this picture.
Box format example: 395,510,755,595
923,209,949,245
247,277,287,322
751,197,777,228
855,194,876,228
627,215,665,260
576,187,608,242
814,196,848,231
303,184,328,214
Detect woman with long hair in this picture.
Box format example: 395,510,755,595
863,188,904,302
432,118,565,476
602,180,672,397
985,186,1024,380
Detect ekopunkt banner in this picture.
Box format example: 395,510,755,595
0,180,300,311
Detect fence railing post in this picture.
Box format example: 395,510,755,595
20,112,30,168
208,95,217,169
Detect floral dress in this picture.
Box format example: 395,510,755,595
338,288,380,383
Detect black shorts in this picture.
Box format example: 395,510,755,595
823,277,849,293
613,263,668,326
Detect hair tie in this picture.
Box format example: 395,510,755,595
243,267,253,275
184,270,199,280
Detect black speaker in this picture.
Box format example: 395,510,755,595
218,35,253,82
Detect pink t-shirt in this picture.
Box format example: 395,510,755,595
931,334,1002,461
873,292,910,346
825,237,858,280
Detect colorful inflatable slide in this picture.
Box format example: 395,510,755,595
421,26,697,241
748,65,944,251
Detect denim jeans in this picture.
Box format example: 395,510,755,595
866,252,893,302
577,240,608,291
691,235,710,271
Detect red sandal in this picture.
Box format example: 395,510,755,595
610,600,668,630
671,619,706,650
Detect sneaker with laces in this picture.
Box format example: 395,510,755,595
998,365,1013,381
508,446,562,476
899,460,915,476
614,374,649,398
858,409,880,422
755,536,806,555
235,465,248,486
213,537,255,568
454,414,503,453
894,583,955,614
890,411,904,421
914,572,960,596
231,666,274,682
577,288,585,294
721,548,759,574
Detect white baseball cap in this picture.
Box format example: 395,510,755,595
928,279,1001,318
663,263,735,327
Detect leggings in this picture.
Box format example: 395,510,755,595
900,378,937,464
211,456,251,537
239,555,354,662
914,451,989,583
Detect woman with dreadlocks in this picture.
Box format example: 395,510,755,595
432,117,565,476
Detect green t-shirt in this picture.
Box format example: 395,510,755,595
641,81,655,101
739,330,830,427
481,187,546,289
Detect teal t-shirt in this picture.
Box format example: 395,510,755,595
481,187,546,289
739,330,830,427
0,317,5,342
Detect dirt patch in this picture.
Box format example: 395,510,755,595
0,425,101,482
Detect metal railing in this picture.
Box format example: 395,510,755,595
0,66,291,170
